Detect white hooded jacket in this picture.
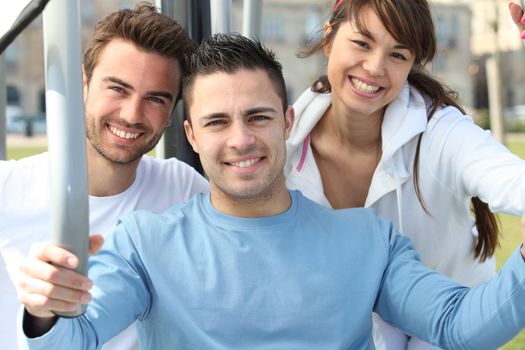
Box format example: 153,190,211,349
285,82,525,286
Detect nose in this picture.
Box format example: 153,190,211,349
226,121,256,151
363,52,386,77
120,96,144,125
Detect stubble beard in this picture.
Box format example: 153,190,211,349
211,157,287,206
85,115,163,166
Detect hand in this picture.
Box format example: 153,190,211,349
509,2,525,39
17,235,103,319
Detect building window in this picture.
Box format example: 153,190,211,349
435,14,458,49
7,85,20,106
4,42,18,70
261,15,284,43
39,89,46,113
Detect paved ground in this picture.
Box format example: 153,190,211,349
5,134,47,147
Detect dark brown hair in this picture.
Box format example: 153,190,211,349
300,0,498,261
182,33,288,121
83,2,197,101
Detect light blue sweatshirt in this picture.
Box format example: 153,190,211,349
19,191,525,349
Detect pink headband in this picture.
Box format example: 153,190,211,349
334,0,344,11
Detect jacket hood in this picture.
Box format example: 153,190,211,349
287,82,429,176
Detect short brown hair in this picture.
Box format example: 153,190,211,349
83,2,196,88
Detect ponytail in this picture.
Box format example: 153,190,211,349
409,69,499,262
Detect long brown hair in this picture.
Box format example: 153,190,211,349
300,0,498,261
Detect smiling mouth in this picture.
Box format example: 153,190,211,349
230,158,261,168
350,77,381,94
109,125,141,140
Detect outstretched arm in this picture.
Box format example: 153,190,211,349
375,214,525,349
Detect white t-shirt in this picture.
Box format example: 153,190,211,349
0,152,209,350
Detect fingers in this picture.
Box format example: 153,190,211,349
509,2,525,37
18,274,91,318
20,256,91,291
89,234,104,255
29,242,79,269
16,242,93,319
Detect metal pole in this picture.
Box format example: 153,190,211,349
242,0,262,39
0,55,6,160
210,0,232,34
486,57,505,143
43,0,89,317
487,0,505,143
153,0,205,174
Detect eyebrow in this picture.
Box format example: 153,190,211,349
102,76,175,101
197,106,279,124
358,31,410,51
243,106,278,116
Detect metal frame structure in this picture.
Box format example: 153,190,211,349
0,0,263,317
42,0,89,317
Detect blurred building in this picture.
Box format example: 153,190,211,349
469,0,525,110
3,0,524,116
3,0,141,116
232,0,327,103
429,1,473,108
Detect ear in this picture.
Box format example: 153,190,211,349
284,106,295,141
322,22,333,57
82,65,88,104
183,119,199,154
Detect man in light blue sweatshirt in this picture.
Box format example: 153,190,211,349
16,33,525,350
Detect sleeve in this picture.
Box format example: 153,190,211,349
374,220,525,349
423,108,525,215
18,221,151,350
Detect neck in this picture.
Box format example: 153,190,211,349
314,102,383,151
87,143,141,197
210,177,291,218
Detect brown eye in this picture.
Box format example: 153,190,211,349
352,40,369,49
391,52,407,61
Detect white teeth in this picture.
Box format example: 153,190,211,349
109,126,140,140
351,78,380,93
232,158,258,168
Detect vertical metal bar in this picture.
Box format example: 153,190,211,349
242,0,262,39
43,0,89,317
155,0,176,160
210,0,232,34
0,54,6,160
487,0,505,144
152,0,205,174
187,0,211,41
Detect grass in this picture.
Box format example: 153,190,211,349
7,146,46,160
5,137,525,348
495,137,525,350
